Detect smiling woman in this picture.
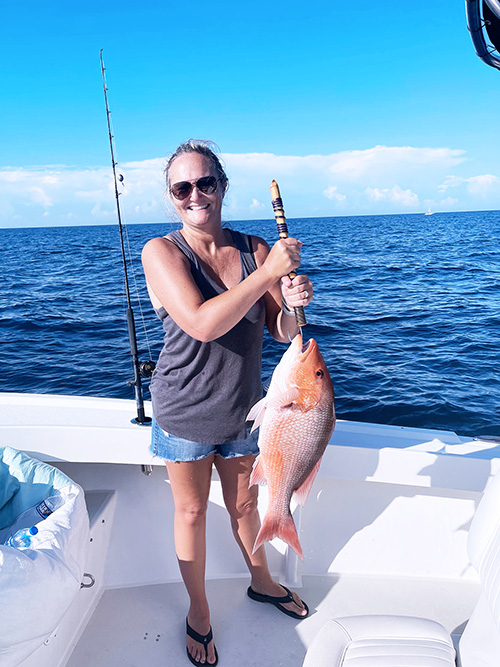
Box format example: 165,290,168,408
166,147,226,235
140,139,314,666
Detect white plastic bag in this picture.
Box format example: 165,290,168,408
0,447,89,667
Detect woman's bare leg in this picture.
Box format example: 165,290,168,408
166,456,218,664
214,454,307,616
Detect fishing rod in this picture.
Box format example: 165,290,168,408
270,180,307,328
99,50,154,426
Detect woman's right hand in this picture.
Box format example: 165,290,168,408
262,237,303,280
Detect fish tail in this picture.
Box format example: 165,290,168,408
252,513,304,561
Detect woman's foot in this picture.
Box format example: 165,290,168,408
248,580,309,618
186,614,218,665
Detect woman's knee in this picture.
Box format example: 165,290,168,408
176,501,209,526
226,491,259,521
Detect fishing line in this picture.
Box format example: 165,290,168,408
105,141,155,360
102,95,155,364
112,172,155,363
122,214,155,362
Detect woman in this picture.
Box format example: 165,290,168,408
142,140,313,666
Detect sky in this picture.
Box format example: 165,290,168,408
2,0,500,228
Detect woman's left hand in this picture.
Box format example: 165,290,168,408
281,274,313,310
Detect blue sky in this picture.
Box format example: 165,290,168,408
2,0,500,227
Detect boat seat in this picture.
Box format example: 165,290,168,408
303,469,500,667
0,446,89,667
302,615,455,666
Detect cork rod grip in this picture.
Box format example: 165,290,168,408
270,180,307,328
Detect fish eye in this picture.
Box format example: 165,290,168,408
316,369,324,378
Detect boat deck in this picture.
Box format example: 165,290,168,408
3,394,496,667
67,574,479,666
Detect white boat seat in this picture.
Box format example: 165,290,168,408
302,614,455,666
0,446,89,667
457,466,500,666
303,469,500,667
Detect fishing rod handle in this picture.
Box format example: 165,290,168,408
270,180,307,328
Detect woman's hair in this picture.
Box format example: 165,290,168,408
165,139,229,196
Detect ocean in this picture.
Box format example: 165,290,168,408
1,211,499,438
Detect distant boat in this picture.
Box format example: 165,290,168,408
425,208,434,216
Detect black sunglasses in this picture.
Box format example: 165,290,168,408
170,176,219,200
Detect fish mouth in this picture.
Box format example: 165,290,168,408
299,337,317,360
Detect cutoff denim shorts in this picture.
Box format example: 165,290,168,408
150,416,260,462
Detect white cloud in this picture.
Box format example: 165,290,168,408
222,145,471,217
323,185,346,201
0,161,166,227
28,186,53,208
439,172,500,191
438,176,464,192
0,145,498,227
439,196,458,207
466,174,500,196
365,185,419,207
249,198,265,212
325,146,465,182
90,202,114,218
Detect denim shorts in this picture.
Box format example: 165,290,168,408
149,417,260,462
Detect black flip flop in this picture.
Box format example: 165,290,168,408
186,619,218,666
247,585,310,619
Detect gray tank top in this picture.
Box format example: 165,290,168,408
150,229,266,443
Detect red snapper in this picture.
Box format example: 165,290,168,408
247,333,335,560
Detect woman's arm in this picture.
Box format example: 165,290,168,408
141,235,302,342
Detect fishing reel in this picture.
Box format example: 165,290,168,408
139,360,156,378
127,360,156,387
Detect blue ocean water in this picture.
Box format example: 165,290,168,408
1,211,499,437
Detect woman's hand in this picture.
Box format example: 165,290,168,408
251,234,312,342
262,238,303,281
281,274,313,310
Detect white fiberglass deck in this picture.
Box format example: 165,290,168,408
67,575,479,667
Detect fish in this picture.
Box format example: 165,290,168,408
247,332,335,560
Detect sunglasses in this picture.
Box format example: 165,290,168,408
170,176,219,200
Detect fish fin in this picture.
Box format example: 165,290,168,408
293,458,322,507
250,449,283,487
246,396,267,432
252,513,304,561
266,387,300,410
249,455,267,487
